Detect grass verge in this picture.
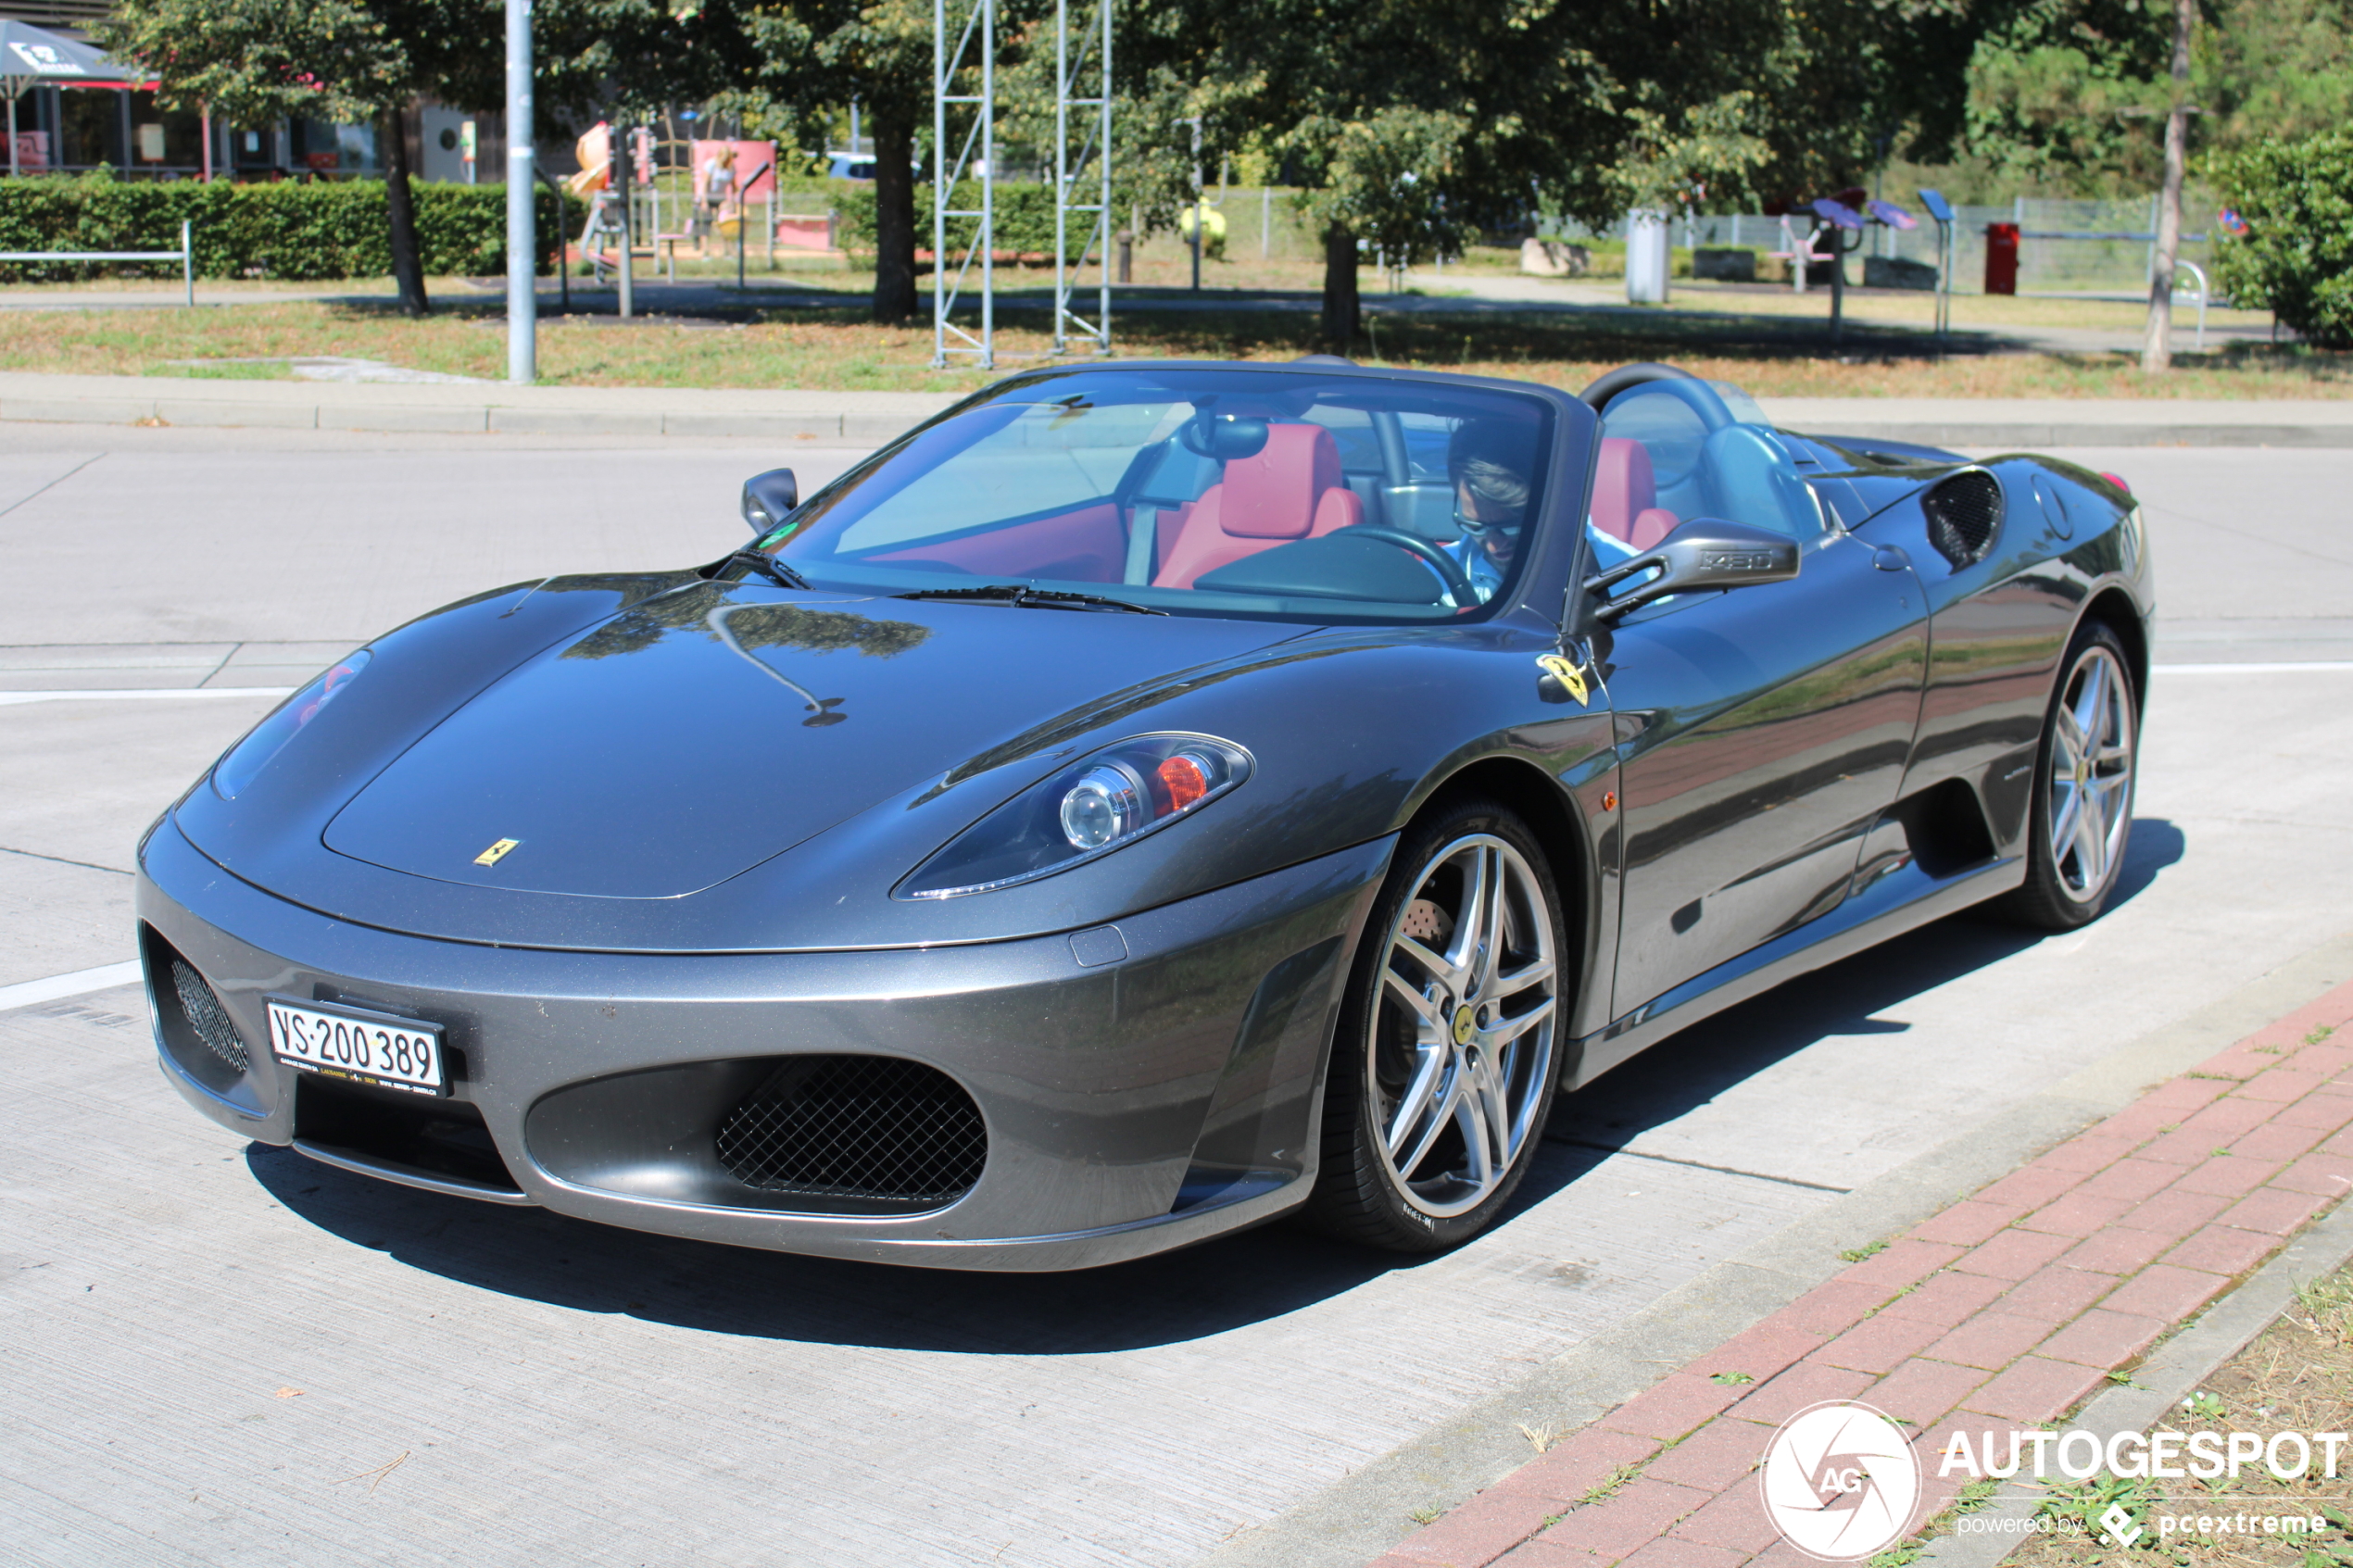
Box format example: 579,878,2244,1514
1,295,2347,398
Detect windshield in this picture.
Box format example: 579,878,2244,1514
749,369,1555,623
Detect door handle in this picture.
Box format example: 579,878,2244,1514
1871,545,1912,572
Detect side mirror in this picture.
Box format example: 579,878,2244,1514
1585,518,1799,620
741,469,799,534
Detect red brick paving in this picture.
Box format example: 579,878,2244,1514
1361,973,2353,1568
1957,1353,2110,1424
2097,1262,2228,1323
2115,1185,2233,1236
1856,1356,1988,1425
1921,1310,2053,1370
2077,1156,2183,1202
1874,1268,2009,1328
2036,1307,2168,1368
1949,1225,2076,1280
1812,1311,1949,1374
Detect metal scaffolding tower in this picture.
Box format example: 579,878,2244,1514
1051,0,1113,354
932,0,996,369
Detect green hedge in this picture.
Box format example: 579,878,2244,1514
2211,131,2353,350
833,181,1066,258
0,169,565,282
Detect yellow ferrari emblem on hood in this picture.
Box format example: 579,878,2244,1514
473,838,521,867
1536,654,1590,707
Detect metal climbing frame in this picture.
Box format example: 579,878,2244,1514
1051,0,1113,354
932,0,996,369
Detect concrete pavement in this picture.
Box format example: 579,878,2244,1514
3,427,2352,1567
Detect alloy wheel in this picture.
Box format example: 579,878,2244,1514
1367,834,1558,1218
2046,642,2136,903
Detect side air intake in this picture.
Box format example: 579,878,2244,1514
1922,469,2003,569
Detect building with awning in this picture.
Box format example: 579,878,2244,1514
0,11,405,182
4,16,149,176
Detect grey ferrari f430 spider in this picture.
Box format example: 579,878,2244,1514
139,359,2152,1269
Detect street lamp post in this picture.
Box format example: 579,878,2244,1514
505,0,535,383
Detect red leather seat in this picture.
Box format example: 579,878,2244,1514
1590,436,1680,552
1152,424,1364,589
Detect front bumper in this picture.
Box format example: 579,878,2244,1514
137,819,1390,1270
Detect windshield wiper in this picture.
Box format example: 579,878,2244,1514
895,584,1167,615
724,549,813,591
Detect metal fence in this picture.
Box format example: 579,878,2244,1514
1138,187,2218,295
1658,197,2219,295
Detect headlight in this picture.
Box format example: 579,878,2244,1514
212,650,371,800
899,734,1252,899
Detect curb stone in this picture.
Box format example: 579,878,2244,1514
4,373,2353,448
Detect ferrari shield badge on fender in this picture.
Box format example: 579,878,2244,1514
473,837,521,867
1535,653,1590,707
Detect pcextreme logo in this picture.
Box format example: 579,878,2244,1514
1758,1401,1923,1562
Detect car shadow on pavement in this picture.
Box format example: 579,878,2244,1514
245,1136,1525,1353
245,819,2182,1353
1546,815,2185,1163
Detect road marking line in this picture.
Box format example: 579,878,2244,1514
0,685,292,707
2153,661,2353,674
0,960,144,1012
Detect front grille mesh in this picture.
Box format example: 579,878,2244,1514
1923,470,2003,569
170,959,249,1073
715,1055,986,1207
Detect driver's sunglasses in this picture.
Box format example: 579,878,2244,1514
1453,503,1501,540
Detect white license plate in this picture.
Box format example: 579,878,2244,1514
266,997,447,1096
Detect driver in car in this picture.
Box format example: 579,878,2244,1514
1444,421,1534,603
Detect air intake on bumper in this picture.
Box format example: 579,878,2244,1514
169,958,249,1073
716,1055,986,1209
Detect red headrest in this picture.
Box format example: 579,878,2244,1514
1219,423,1345,539
1590,437,1657,544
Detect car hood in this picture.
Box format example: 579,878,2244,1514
318,581,1302,900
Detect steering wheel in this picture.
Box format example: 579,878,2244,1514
1577,363,1737,433
1346,526,1481,606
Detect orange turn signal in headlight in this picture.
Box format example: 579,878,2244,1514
1157,753,1211,812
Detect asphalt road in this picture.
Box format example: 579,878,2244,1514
3,426,2350,1567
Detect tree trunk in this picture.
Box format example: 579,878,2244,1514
382,107,430,316
1321,224,1359,344
870,110,919,325
2141,0,2195,373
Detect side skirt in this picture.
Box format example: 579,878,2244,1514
1566,854,2025,1091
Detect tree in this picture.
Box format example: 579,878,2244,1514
740,0,1033,325
1960,0,2182,190
2142,0,2193,370
1123,0,1896,342
97,0,451,312
2208,128,2353,348
99,0,747,316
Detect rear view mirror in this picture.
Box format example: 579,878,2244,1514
742,469,799,533
1178,413,1270,461
1586,518,1800,619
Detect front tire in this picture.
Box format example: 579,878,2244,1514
1303,797,1566,1252
1997,621,2139,931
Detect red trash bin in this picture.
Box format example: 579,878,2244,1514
1984,221,2020,295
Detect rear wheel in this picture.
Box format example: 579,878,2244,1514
1303,798,1566,1251
1997,621,2139,930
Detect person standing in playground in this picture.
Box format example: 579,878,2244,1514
697,146,738,245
